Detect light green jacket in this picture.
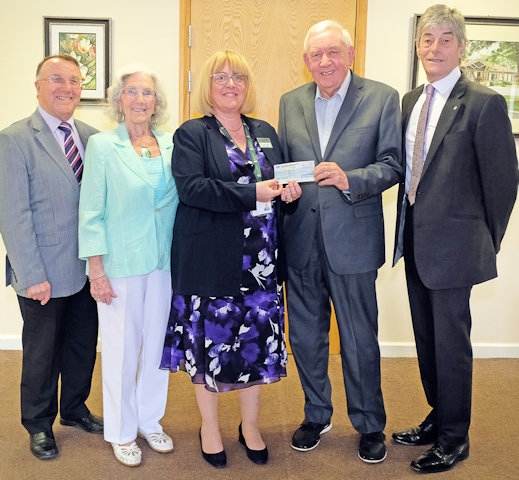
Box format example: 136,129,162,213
78,124,178,278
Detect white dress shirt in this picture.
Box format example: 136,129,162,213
405,67,461,193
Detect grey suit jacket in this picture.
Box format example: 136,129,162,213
278,72,403,274
394,75,518,289
0,109,98,297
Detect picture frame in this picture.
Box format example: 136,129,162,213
44,17,111,103
410,15,519,135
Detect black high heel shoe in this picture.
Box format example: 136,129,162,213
238,423,268,465
199,428,227,468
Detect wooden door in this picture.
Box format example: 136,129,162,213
179,0,368,353
179,0,367,126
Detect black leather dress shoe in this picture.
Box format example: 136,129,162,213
291,421,332,451
358,432,387,463
30,432,58,460
238,423,268,465
411,441,469,473
60,413,104,434
392,421,437,446
199,429,226,468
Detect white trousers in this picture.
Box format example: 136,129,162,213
98,270,171,444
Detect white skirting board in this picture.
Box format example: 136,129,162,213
0,336,518,358
379,342,519,358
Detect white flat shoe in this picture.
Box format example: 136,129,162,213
138,431,174,453
111,441,142,467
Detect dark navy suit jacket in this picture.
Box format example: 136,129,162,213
394,75,518,289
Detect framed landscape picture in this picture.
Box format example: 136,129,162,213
411,15,519,134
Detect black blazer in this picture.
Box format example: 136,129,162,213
171,115,285,296
394,75,518,289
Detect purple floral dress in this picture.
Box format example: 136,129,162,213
160,133,287,392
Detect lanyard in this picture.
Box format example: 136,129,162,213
217,119,262,182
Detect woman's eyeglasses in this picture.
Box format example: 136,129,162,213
210,73,248,85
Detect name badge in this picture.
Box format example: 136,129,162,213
251,200,273,217
257,138,273,149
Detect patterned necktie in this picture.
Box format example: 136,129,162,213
408,84,434,205
58,122,83,183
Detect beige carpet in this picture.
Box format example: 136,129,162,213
1,350,517,479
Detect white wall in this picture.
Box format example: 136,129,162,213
0,0,517,356
0,0,180,347
366,0,519,357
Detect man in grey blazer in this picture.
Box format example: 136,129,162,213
392,5,518,474
278,20,402,463
0,54,103,460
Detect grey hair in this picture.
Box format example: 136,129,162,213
416,4,466,45
106,64,168,127
304,20,353,51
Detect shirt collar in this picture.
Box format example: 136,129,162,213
38,106,75,133
428,66,461,96
315,70,351,102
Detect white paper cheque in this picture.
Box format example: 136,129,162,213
274,161,315,184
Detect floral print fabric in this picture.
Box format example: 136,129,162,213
160,134,287,392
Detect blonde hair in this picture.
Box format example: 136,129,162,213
194,50,256,116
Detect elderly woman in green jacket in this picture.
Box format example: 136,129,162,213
78,65,178,468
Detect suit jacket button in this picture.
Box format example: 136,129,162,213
311,208,317,213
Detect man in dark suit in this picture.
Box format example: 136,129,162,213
392,5,518,474
278,20,402,463
0,54,103,460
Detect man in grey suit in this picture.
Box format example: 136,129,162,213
278,20,402,463
0,54,103,460
391,5,518,474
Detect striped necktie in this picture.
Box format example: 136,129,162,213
58,122,83,183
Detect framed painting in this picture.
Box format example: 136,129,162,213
410,16,519,134
44,17,111,103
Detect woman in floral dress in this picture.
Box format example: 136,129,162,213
160,50,301,467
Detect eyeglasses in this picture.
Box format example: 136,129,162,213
39,75,82,88
210,73,248,85
122,87,156,97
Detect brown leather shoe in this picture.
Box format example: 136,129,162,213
392,421,437,446
30,431,58,460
